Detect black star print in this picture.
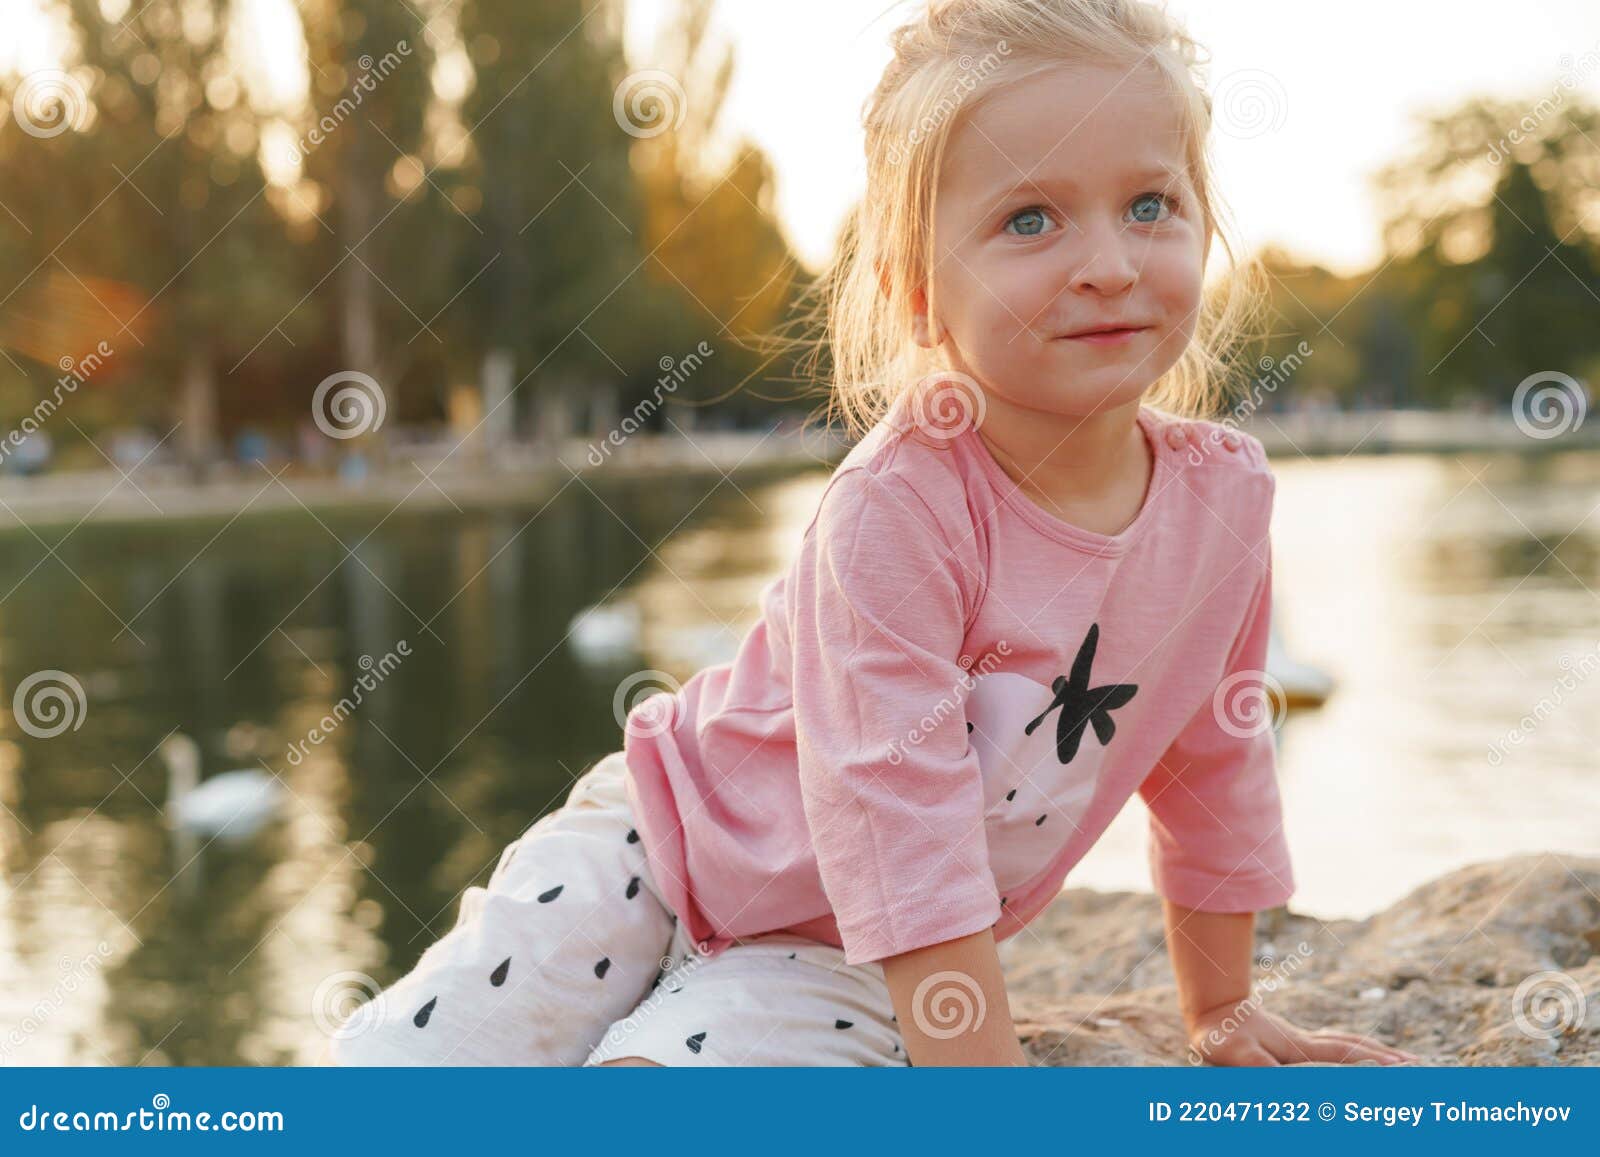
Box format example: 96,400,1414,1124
1023,623,1138,765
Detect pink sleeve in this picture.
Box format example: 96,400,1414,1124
1137,541,1296,913
790,467,1001,965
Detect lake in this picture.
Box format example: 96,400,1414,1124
1,445,1596,1064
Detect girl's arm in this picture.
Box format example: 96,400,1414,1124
1161,899,1253,1043
1163,899,1419,1065
880,927,1031,1066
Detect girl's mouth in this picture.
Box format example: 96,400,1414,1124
1059,326,1151,346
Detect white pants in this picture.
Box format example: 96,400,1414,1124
325,751,909,1066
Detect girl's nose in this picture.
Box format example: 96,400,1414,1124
1069,219,1139,295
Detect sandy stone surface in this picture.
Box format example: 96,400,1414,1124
997,854,1599,1066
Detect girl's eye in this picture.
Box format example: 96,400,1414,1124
1002,206,1058,237
1127,192,1178,225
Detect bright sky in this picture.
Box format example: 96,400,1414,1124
625,0,1600,276
5,0,1598,278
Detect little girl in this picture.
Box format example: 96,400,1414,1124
327,0,1418,1067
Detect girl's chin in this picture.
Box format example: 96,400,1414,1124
983,384,1152,419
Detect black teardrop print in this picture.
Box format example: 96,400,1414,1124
966,721,973,734
788,952,796,959
626,828,640,844
625,875,641,899
894,1043,901,1053
1000,896,1008,907
413,997,437,1028
1005,788,1016,801
686,1031,707,1054
490,957,510,987
594,956,611,979
834,1019,853,1030
890,1014,897,1022
538,884,564,903
1035,813,1047,825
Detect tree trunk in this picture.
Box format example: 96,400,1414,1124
179,345,220,480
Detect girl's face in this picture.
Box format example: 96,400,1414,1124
918,61,1206,418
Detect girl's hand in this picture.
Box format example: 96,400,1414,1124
1186,1002,1420,1066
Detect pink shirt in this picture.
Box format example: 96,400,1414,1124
621,399,1295,966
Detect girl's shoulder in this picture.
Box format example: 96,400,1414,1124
1151,411,1273,478
805,412,985,553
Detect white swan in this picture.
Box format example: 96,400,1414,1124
567,601,642,665
161,732,284,842
1266,620,1335,708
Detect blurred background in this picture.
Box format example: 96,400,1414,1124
0,0,1596,1064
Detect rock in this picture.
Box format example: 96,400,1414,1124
998,853,1600,1066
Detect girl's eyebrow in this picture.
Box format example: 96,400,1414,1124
979,162,1187,209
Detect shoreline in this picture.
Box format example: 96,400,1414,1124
2,410,1593,535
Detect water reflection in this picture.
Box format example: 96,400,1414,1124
0,448,1595,1063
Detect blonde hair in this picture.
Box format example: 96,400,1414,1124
791,0,1268,443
